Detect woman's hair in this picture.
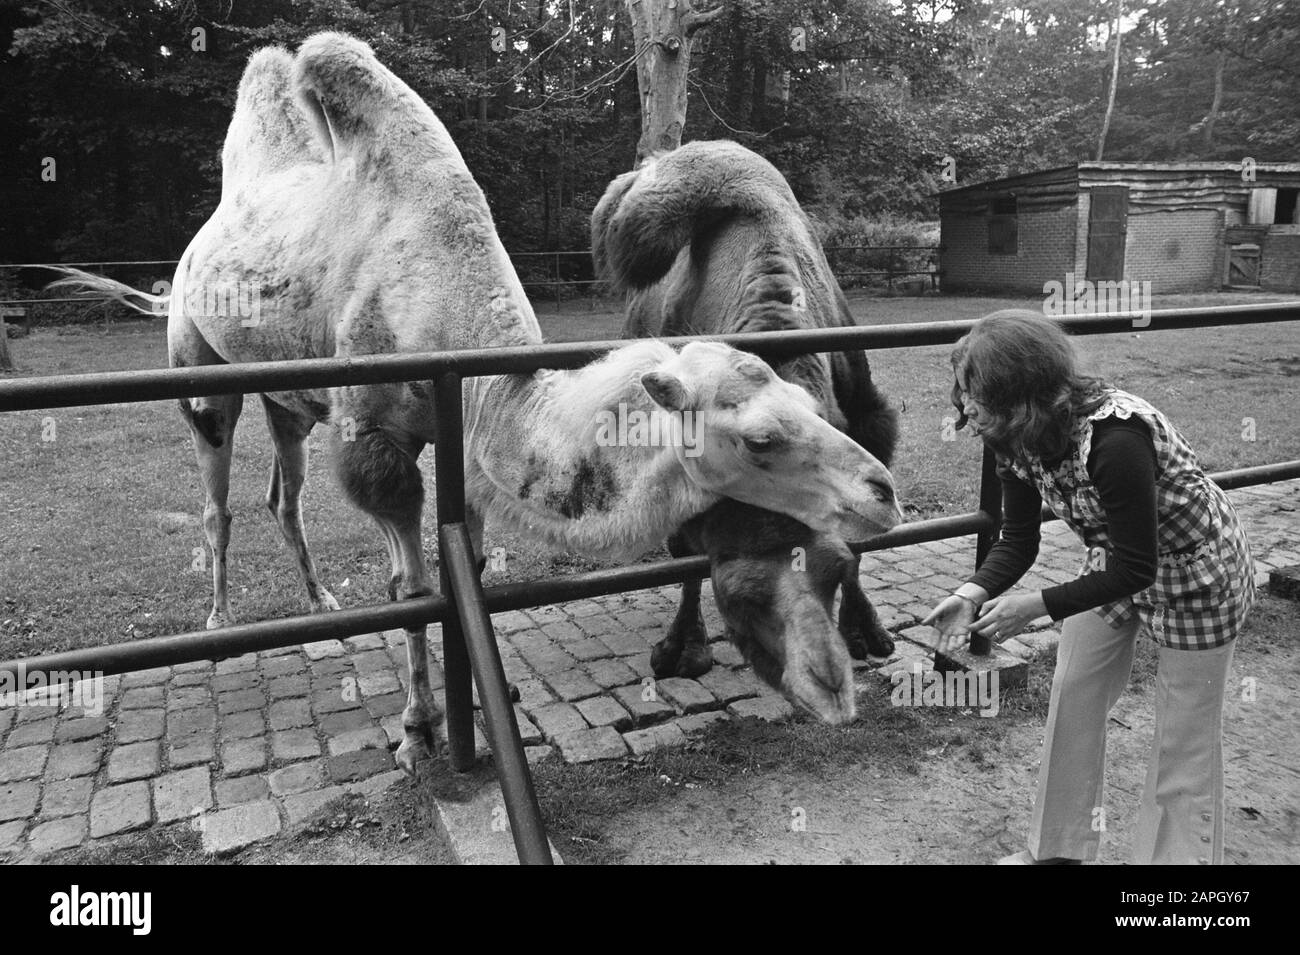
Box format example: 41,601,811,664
950,310,1110,462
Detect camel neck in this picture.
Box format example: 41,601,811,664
462,350,716,559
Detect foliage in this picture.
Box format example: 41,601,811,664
1,0,1294,271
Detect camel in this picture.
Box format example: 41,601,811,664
592,139,902,723
53,35,901,770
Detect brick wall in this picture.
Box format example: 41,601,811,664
1122,208,1224,293
940,204,1077,293
1261,232,1300,290
1073,191,1091,277
941,192,1258,294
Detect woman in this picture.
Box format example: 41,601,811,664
923,310,1255,865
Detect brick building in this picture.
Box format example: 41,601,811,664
937,162,1300,295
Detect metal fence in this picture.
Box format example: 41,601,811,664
2,301,1299,864
0,247,941,316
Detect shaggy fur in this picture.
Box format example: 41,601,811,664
595,139,903,722
52,37,901,766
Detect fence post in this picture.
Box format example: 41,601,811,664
440,521,553,863
433,372,477,771
554,251,562,312
971,445,1002,656
0,315,12,373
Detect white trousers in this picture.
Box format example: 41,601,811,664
1027,610,1235,865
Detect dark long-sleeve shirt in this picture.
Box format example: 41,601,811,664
967,417,1159,620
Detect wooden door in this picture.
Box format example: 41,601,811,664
1226,244,1261,287
1086,186,1129,281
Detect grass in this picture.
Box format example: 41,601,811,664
53,784,453,865
1,291,1297,658
56,818,218,865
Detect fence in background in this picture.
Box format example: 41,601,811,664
0,246,942,318
2,302,1299,863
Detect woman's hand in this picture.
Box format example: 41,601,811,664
968,592,1047,642
922,594,979,654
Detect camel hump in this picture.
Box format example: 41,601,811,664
292,31,425,163
591,140,800,292
223,46,321,185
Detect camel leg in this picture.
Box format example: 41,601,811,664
261,396,339,614
839,555,895,658
378,521,402,601
388,517,440,773
466,504,487,570
179,394,244,630
651,532,714,679
334,420,439,774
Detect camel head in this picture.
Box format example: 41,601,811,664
641,341,902,542
682,502,857,723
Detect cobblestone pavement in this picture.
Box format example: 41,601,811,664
1,480,1296,861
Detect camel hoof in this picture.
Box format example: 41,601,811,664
842,633,870,660
865,625,895,658
675,643,713,678
206,610,232,630
313,591,341,613
395,732,434,776
650,639,683,678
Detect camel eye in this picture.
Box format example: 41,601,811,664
743,434,776,453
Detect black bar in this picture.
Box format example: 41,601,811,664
0,595,449,679
3,303,1298,412
441,522,553,864
970,446,1004,656
0,511,993,679
433,372,476,772
1210,459,1300,489
4,455,1292,680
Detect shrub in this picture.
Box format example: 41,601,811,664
805,211,940,290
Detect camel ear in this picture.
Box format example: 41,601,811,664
641,371,689,411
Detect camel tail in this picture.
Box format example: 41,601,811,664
43,267,169,316
591,140,796,293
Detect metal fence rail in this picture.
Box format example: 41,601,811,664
2,300,1299,864
0,246,943,312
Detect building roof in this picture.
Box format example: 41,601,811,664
935,161,1300,200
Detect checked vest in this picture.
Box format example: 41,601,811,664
1003,389,1255,649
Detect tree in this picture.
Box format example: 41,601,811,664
625,0,723,165
1095,0,1123,160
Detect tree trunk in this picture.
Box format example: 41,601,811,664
1095,0,1123,161
722,9,745,114
625,0,724,166
1201,48,1227,151
541,164,551,247
0,317,13,373
750,43,767,126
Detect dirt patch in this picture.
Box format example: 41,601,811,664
538,595,1299,865
52,780,453,865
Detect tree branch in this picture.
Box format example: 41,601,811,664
682,5,724,37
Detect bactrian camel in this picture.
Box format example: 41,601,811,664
54,34,901,769
593,140,902,723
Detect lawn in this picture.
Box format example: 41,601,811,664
1,290,1298,659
